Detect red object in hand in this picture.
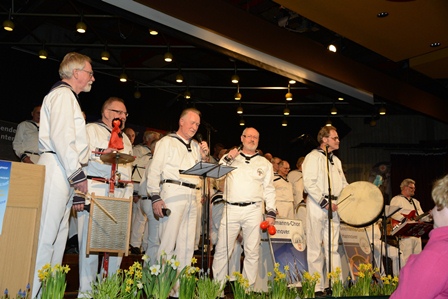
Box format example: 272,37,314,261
108,118,124,150
260,221,269,230
268,225,276,235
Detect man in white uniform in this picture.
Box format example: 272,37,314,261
130,130,161,254
13,105,41,164
146,108,209,298
287,156,306,215
274,160,295,219
74,97,133,297
390,178,425,267
212,127,276,289
32,52,94,298
303,125,348,295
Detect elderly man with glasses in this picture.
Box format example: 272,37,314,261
390,178,426,267
274,160,295,219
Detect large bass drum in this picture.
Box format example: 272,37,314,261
337,181,384,227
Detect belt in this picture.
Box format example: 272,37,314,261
25,151,40,155
226,201,257,207
324,195,338,200
161,179,199,190
213,199,225,205
141,196,150,200
41,150,56,154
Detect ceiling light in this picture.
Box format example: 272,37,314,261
175,73,183,83
184,90,191,99
231,74,239,84
119,72,128,82
379,105,387,115
338,97,344,101
237,105,243,114
377,12,389,18
239,117,245,126
289,79,296,84
285,84,293,101
3,9,14,32
149,29,158,35
164,50,173,62
76,17,87,33
101,49,110,61
282,119,288,127
326,118,332,126
283,107,290,116
234,85,242,100
430,42,441,48
327,43,337,53
38,48,48,59
330,106,338,115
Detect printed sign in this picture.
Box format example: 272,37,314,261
0,160,12,234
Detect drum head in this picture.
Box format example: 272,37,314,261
338,181,384,227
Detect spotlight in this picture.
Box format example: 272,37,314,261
234,85,242,100
149,29,158,35
76,19,87,33
282,119,288,127
330,106,337,115
379,106,387,115
283,107,290,116
119,72,128,82
231,74,239,84
3,19,14,32
327,43,337,53
175,73,183,83
38,49,48,59
184,90,191,99
285,84,293,101
237,105,243,114
239,117,245,126
326,119,332,126
164,51,173,62
101,50,110,61
289,79,296,84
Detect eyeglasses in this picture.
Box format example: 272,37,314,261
328,136,339,141
108,109,129,117
407,186,416,190
76,69,94,78
243,135,259,140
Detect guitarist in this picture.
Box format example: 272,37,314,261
390,178,424,267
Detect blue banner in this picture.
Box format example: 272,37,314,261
0,160,12,234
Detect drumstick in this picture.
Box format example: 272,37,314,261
336,193,352,205
74,191,118,223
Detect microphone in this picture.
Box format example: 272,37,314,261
290,133,306,143
162,208,171,217
196,133,203,143
223,145,242,163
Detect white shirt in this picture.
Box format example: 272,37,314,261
13,120,39,158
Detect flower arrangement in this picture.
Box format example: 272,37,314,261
327,267,343,297
195,269,223,299
380,274,399,295
267,263,288,299
37,264,70,299
300,271,320,298
179,257,200,299
348,263,377,296
0,285,30,299
229,272,250,299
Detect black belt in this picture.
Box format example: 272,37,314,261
161,179,198,189
141,196,150,200
226,201,257,207
41,151,56,154
25,151,40,155
324,195,338,200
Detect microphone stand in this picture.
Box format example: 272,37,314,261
325,145,333,295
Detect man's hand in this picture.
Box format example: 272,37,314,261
22,156,34,164
74,180,88,195
325,203,338,212
266,217,275,226
72,203,85,212
199,141,210,161
153,200,167,218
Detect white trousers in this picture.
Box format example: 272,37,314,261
76,181,133,298
306,202,342,292
141,198,160,263
32,153,73,298
158,183,198,297
212,202,263,287
130,199,148,248
399,236,421,267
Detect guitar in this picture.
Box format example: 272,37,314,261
391,210,431,231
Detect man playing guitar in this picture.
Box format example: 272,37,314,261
390,178,425,267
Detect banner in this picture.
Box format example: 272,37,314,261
0,160,12,234
340,224,372,280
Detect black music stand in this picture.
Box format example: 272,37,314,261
380,205,401,275
180,161,236,270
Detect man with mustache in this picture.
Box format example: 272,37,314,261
32,52,94,298
74,97,134,297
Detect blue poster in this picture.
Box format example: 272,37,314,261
0,160,12,234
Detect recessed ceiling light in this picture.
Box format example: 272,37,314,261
377,12,389,18
430,42,441,47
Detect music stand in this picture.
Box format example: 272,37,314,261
380,205,401,275
180,161,236,270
